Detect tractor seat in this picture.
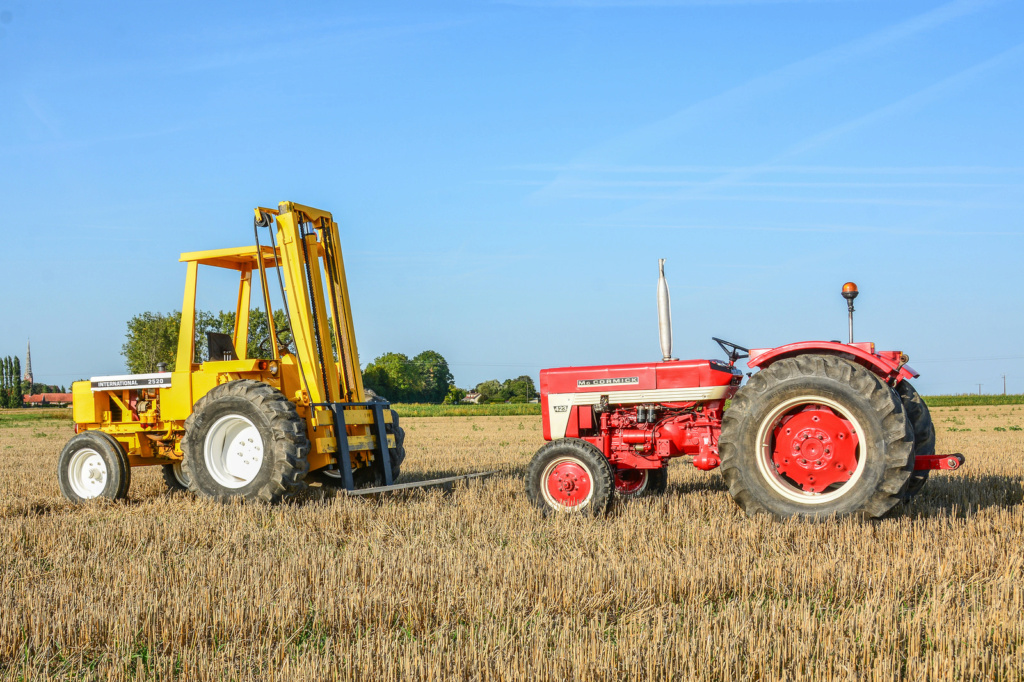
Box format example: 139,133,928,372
207,332,238,362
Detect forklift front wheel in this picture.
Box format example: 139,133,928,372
182,380,310,503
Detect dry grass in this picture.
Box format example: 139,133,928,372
0,407,1022,680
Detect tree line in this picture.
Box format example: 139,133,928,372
0,356,66,407
123,310,536,405
0,357,23,408
122,309,293,374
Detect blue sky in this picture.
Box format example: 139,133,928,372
1,0,1021,395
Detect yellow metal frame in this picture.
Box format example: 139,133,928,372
71,202,380,476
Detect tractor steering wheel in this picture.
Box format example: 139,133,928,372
712,337,750,366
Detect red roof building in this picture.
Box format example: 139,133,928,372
23,393,73,407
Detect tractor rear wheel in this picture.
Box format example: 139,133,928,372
58,431,131,503
896,380,935,500
161,461,191,493
526,438,613,516
614,465,668,498
181,380,310,503
719,354,913,520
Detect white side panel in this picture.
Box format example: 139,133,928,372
545,385,732,439
548,393,576,442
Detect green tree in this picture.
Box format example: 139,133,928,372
442,386,467,405
0,356,9,408
122,308,299,374
474,379,502,404
362,352,419,402
12,357,22,407
122,311,181,373
412,350,454,403
501,375,537,403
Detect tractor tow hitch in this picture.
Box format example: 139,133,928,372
914,453,965,471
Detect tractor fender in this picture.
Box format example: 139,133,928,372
746,341,919,384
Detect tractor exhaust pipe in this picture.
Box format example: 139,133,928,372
658,259,673,361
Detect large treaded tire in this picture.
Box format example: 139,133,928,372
719,354,914,520
525,438,613,517
57,431,131,503
896,380,935,500
181,380,310,503
161,462,191,493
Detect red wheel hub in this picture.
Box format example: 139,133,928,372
771,405,859,493
614,469,647,494
546,460,593,508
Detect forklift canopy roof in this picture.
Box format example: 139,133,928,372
179,245,281,270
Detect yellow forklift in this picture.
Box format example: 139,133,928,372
58,202,486,503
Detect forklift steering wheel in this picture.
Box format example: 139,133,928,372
712,337,750,366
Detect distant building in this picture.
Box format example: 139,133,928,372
23,393,73,407
461,391,482,404
23,339,33,384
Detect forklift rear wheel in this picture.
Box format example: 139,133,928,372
182,380,310,503
526,438,613,516
58,431,131,503
719,354,913,520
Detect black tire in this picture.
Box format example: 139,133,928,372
181,380,310,503
719,354,914,520
58,431,131,503
896,380,935,500
389,409,406,474
307,409,405,488
161,461,191,493
525,438,614,517
614,465,668,499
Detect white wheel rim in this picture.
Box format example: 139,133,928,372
755,395,867,505
203,415,264,489
172,461,190,487
68,448,108,499
540,455,596,512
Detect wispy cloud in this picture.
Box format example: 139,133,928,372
616,41,1024,207
498,0,868,5
507,219,1023,236
549,193,1022,208
531,0,1003,200
510,163,1024,175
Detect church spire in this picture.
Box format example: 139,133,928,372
24,339,33,384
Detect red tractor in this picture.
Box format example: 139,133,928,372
525,261,963,520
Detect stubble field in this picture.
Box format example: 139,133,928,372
0,406,1022,680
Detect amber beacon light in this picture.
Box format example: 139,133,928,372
842,282,859,343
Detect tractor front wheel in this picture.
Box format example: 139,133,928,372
526,438,613,516
719,354,913,520
182,380,310,503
